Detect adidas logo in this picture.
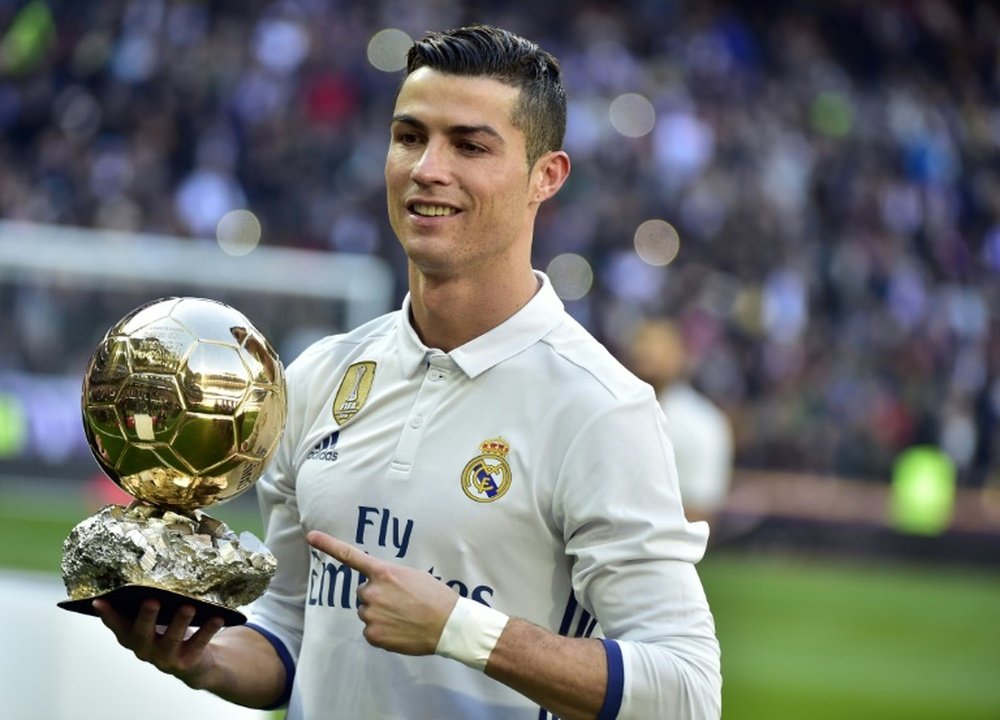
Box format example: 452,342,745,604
307,431,340,462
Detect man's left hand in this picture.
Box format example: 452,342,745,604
306,530,459,655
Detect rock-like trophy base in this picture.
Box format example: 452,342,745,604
58,502,276,627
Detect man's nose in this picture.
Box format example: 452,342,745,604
411,140,451,184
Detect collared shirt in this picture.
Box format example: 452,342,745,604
659,383,733,514
248,272,721,719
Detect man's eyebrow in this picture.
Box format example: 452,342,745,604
391,113,424,129
391,114,505,144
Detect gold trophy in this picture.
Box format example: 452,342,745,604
57,297,287,626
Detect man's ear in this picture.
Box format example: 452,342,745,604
531,150,571,204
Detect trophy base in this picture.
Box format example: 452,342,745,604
57,584,247,627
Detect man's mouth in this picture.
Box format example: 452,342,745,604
410,203,459,217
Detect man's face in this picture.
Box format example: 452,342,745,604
385,67,538,278
629,322,687,389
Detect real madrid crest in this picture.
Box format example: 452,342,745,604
461,438,512,503
332,361,376,426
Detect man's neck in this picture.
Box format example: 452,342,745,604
407,266,540,352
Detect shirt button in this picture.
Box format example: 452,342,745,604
410,415,423,428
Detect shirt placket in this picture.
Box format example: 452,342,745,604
387,351,456,481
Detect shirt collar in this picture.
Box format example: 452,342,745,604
395,271,565,379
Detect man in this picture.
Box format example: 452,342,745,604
96,25,721,719
627,318,734,524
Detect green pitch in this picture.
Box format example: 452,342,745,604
699,552,1000,719
3,487,999,719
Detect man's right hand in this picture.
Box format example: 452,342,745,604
93,598,225,690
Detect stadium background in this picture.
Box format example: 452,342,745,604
0,0,998,718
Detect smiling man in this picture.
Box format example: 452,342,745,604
95,25,722,720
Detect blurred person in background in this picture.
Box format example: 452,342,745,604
628,318,734,525
94,24,721,720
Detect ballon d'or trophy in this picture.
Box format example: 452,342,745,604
57,297,287,626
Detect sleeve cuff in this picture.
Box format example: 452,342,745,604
245,622,295,710
598,639,624,719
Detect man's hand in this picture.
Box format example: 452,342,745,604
93,599,224,690
306,530,459,655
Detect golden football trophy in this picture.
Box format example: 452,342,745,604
57,297,287,626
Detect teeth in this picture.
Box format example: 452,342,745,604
412,203,457,217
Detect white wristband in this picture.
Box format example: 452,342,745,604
434,597,510,671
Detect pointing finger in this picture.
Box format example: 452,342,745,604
307,531,380,575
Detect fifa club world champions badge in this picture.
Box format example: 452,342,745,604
58,297,287,626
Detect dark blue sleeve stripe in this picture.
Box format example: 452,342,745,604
557,593,578,636
245,622,295,710
598,639,624,720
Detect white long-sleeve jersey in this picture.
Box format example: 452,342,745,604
247,273,721,719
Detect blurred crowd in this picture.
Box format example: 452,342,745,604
0,0,998,486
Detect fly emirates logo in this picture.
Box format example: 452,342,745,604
307,505,496,609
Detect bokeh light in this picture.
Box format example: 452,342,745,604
367,28,412,72
254,18,309,75
890,446,956,535
609,93,656,138
216,209,261,256
0,393,27,457
811,90,854,138
633,219,680,266
547,253,593,301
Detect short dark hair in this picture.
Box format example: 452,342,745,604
404,24,567,168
